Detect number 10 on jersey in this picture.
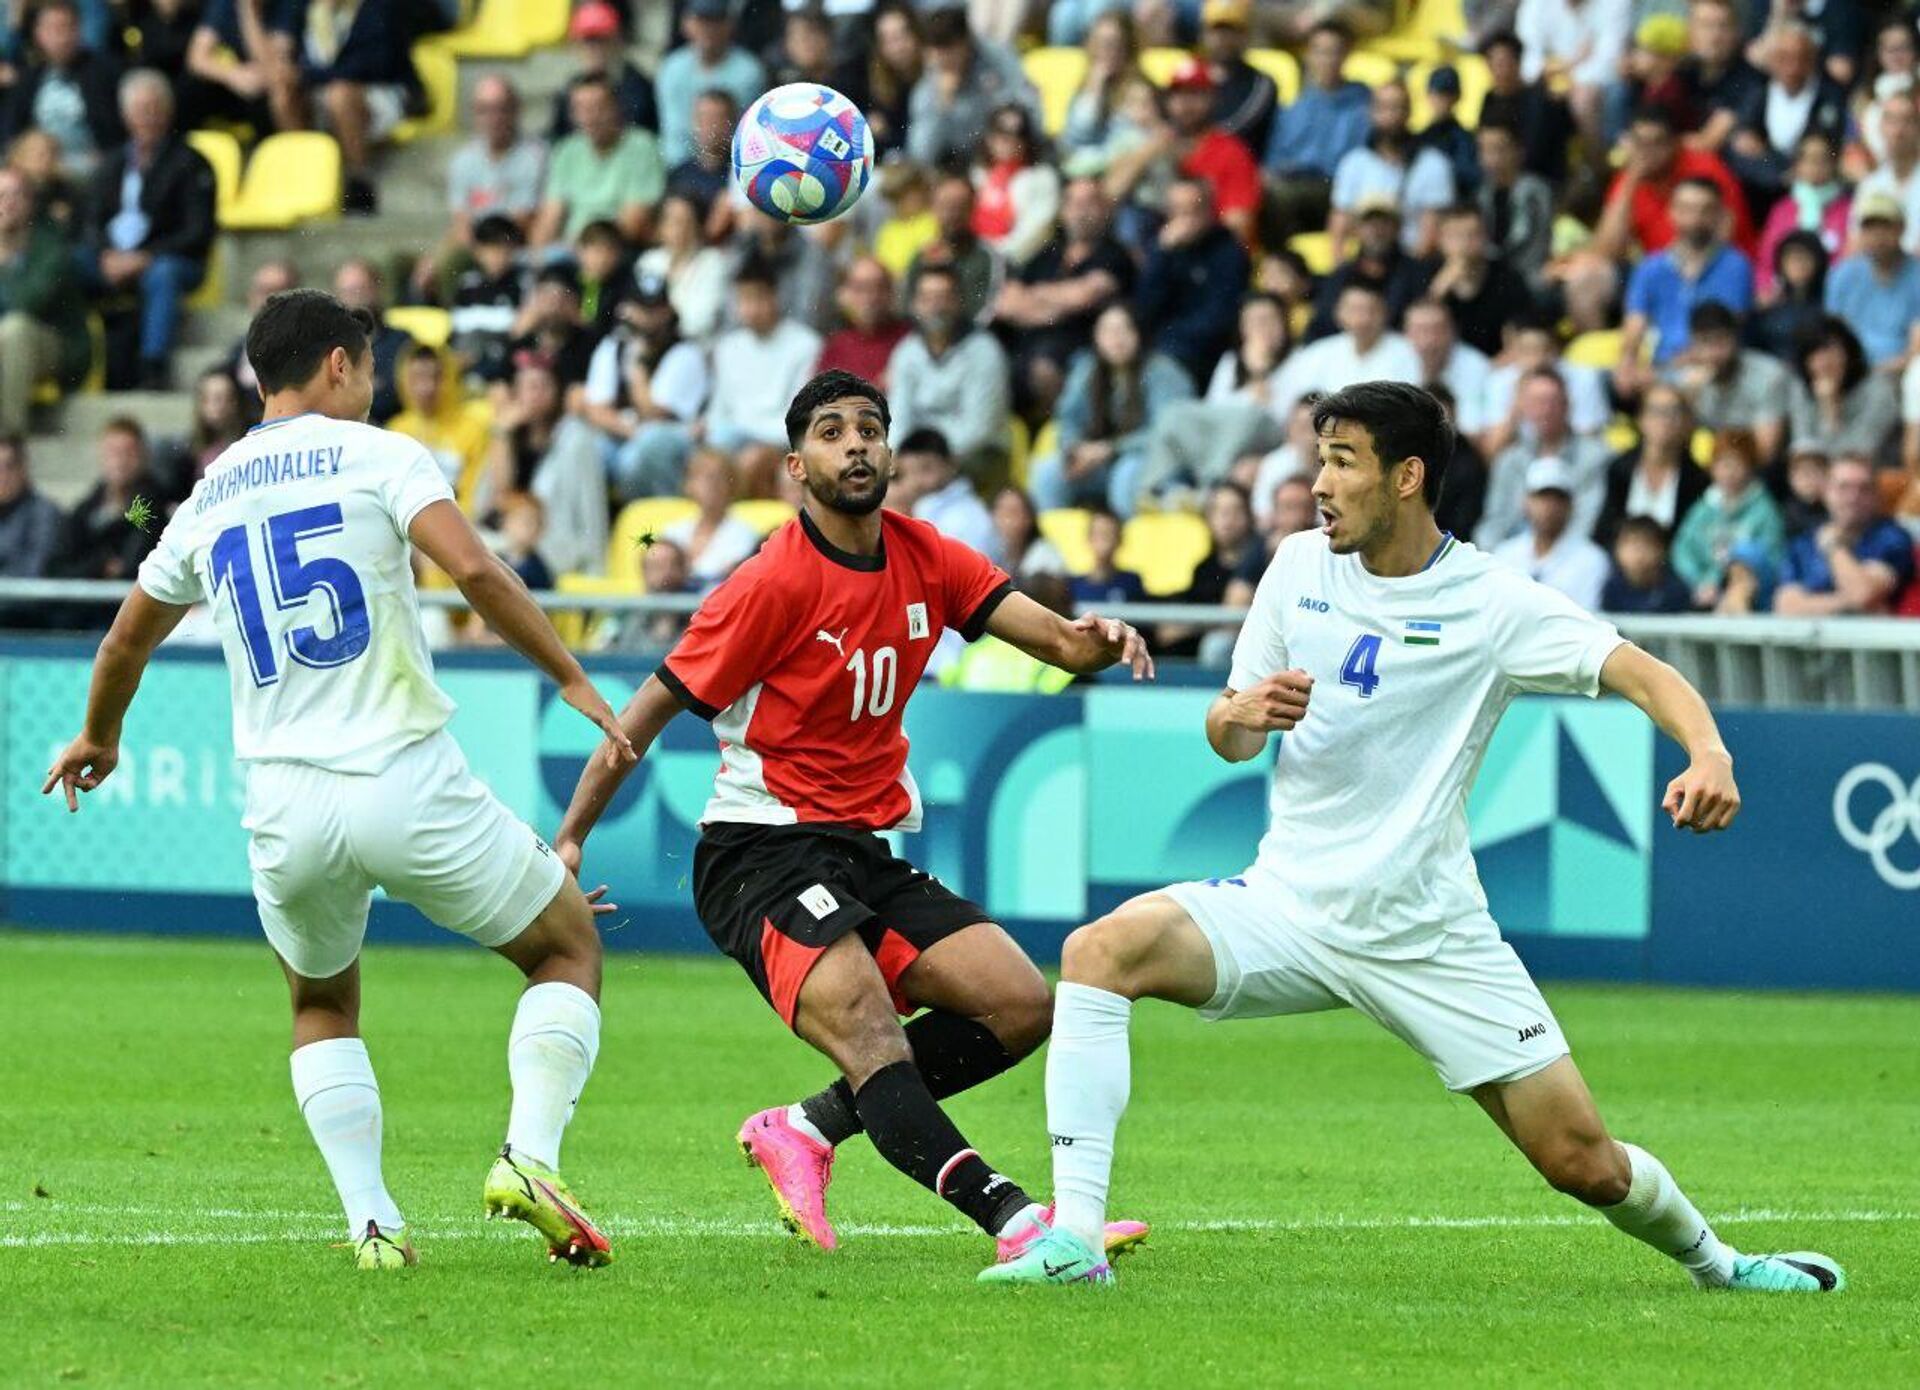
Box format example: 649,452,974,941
846,646,897,720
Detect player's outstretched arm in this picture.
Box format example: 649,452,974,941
1599,642,1741,834
985,592,1155,678
41,588,189,812
407,500,635,767
553,675,685,873
1205,671,1313,763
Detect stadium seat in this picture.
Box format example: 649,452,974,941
1691,428,1715,466
1139,47,1187,85
392,41,459,143
1605,416,1637,454
1288,231,1336,275
1007,415,1031,486
1021,46,1087,135
224,132,341,230
1365,0,1468,62
1038,507,1095,574
608,498,698,586
1342,52,1401,89
1408,53,1490,128
1564,329,1624,370
1118,511,1212,596
729,499,796,535
442,0,568,58
187,129,242,221
551,572,633,649
1245,49,1300,105
385,306,452,348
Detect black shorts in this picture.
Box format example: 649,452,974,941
691,822,990,1029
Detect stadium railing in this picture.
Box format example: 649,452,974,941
3,579,1918,711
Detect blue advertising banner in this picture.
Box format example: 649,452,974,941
3,644,1914,990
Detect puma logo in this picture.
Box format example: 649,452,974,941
816,627,848,657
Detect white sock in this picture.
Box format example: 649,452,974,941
290,1037,404,1238
784,1103,830,1147
1601,1142,1737,1286
1047,982,1133,1254
505,981,601,1169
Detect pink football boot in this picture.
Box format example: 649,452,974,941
737,1107,838,1251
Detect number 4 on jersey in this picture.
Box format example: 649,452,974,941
1339,633,1383,698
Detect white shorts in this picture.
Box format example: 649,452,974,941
243,730,566,979
1164,876,1570,1093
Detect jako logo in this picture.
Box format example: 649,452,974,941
1297,597,1330,612
1833,763,1920,890
1052,1135,1074,1146
1516,1022,1548,1043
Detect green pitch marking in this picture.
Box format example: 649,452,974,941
4,930,1916,1387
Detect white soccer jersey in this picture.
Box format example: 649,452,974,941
1228,528,1627,959
137,412,457,774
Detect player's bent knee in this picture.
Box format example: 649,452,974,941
1537,1137,1630,1206
1061,909,1168,999
987,976,1053,1057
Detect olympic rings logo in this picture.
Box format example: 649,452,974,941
1831,764,1920,891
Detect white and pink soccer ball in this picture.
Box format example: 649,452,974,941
731,83,875,225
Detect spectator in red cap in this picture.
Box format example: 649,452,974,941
549,2,657,140
1104,56,1260,247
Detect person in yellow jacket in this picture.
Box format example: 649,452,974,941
389,343,493,516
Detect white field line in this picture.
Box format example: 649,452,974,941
1,1205,1913,1250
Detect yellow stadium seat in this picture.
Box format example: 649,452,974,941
385,306,452,348
1365,0,1468,62
187,129,242,221
187,241,225,313
1564,329,1624,370
1007,415,1031,487
1022,46,1088,136
1038,507,1095,575
224,132,341,230
1245,48,1300,105
1139,47,1189,86
1288,231,1336,275
1408,53,1490,129
1342,51,1401,89
1605,417,1637,454
1030,419,1059,469
1118,511,1212,597
729,499,796,535
392,41,459,143
442,0,567,58
1691,428,1715,466
608,498,698,586
552,572,635,649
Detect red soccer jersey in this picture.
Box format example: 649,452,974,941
658,509,1014,830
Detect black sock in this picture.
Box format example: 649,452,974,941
851,1060,1030,1235
800,1011,1019,1146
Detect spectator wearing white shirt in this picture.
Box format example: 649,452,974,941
1476,366,1612,548
1402,298,1492,438
580,274,710,501
1491,455,1613,611
1514,0,1632,144
1475,312,1611,459
1141,291,1293,500
1328,81,1457,258
660,447,763,590
1271,282,1422,419
414,75,546,299
1853,89,1920,255
896,427,998,556
886,263,1012,479
705,263,824,494
634,192,729,341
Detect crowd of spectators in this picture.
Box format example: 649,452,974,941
6,0,1920,651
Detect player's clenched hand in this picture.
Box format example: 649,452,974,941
41,736,118,813
1663,750,1739,834
1072,613,1155,680
562,678,638,769
1227,671,1313,731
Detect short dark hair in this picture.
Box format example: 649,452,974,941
1614,515,1670,550
784,370,891,448
247,290,376,394
473,213,526,247
1307,17,1352,45
922,7,969,47
912,262,962,295
1311,381,1454,507
102,414,147,448
0,432,24,462
1479,29,1521,58
1630,106,1677,134
405,342,442,366
576,218,625,250
1688,300,1740,336
1674,174,1722,202
896,426,950,458
735,258,779,294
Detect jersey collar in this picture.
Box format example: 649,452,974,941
1421,530,1457,572
800,508,886,572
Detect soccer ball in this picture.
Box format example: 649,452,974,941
732,83,874,225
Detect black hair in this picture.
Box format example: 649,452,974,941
1306,17,1351,46
1479,29,1521,58
1311,381,1454,507
896,426,950,458
1674,174,1723,202
1772,228,1830,299
1687,300,1740,337
1630,106,1677,134
784,370,891,449
1614,515,1671,550
246,290,377,395
735,257,780,293
922,7,969,47
473,213,526,247
1794,315,1869,395
576,218,626,249
405,342,442,366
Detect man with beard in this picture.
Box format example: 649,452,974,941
1615,176,1753,397
554,369,1155,1268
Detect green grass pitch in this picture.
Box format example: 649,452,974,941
5,928,1917,1387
